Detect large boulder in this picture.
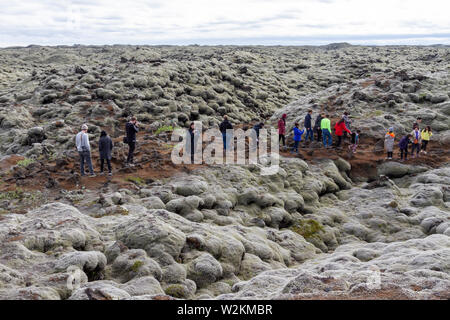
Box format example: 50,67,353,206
187,253,223,288
114,211,186,262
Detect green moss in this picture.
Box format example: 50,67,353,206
0,188,24,200
125,176,145,186
165,284,185,298
16,158,35,167
290,219,325,239
155,125,174,135
129,260,144,272
222,279,236,287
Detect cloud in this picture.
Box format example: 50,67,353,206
0,0,449,46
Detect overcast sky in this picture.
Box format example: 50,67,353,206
1,0,449,47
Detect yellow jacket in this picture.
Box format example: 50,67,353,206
421,130,433,141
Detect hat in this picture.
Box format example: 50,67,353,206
81,124,88,130
282,114,287,119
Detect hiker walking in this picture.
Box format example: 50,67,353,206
410,127,421,158
348,130,360,153
304,110,313,142
99,130,113,176
291,123,304,154
219,115,233,151
313,113,323,142
342,112,352,141
125,116,139,166
277,114,287,149
321,114,332,148
399,134,412,162
186,122,200,164
384,127,395,160
334,118,351,148
253,122,264,146
75,124,95,177
420,126,432,154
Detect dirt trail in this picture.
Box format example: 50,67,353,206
1,126,449,197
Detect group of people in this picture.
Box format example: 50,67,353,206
75,117,139,177
75,113,433,176
277,111,360,154
384,117,432,161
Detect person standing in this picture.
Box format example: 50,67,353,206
291,123,304,154
75,124,95,177
304,110,313,142
253,122,264,146
410,126,421,158
342,112,351,141
399,134,412,162
277,114,287,149
125,116,139,166
384,127,395,160
313,113,323,142
99,130,113,176
420,126,432,154
219,115,233,151
186,122,200,164
321,114,332,148
334,118,351,148
348,130,360,153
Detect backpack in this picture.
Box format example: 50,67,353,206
123,136,128,144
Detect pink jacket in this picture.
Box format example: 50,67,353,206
278,115,287,135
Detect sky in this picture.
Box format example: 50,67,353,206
0,0,449,47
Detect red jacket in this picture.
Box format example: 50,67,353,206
278,118,286,135
334,121,351,136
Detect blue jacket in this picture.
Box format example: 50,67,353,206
398,136,410,149
305,114,312,129
253,123,264,138
293,127,305,142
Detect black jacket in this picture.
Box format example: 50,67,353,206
126,122,139,143
305,114,312,129
99,135,113,159
219,119,233,133
313,115,322,130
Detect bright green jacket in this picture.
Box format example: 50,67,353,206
320,118,331,131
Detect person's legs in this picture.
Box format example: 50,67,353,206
327,130,332,147
412,143,419,157
127,141,136,163
191,145,195,164
291,140,298,153
305,128,312,142
79,152,85,176
421,140,428,152
322,130,327,147
85,151,94,175
278,134,286,147
337,135,342,147
107,158,112,173
222,133,227,150
317,128,322,142
100,158,105,173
